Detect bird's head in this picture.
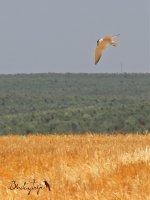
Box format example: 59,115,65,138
97,38,103,45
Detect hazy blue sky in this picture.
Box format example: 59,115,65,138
0,0,149,74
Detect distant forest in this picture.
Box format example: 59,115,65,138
0,73,150,135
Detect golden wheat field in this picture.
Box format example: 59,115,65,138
0,133,150,200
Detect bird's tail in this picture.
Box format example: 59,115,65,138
111,34,120,38
111,41,120,46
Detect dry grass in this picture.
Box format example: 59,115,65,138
0,133,150,199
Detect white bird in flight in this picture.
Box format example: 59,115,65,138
95,34,120,65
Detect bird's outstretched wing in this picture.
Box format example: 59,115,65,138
95,41,108,65
95,45,102,65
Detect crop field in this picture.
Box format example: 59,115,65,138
0,133,150,200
